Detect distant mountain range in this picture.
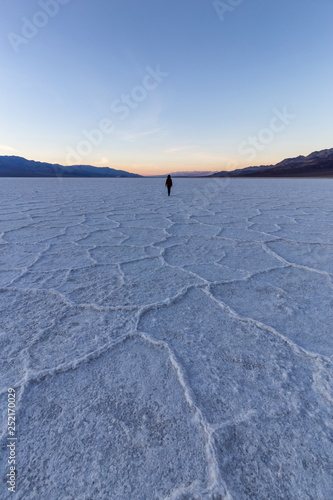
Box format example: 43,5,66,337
0,156,142,178
167,171,218,177
211,148,333,178
1,149,332,179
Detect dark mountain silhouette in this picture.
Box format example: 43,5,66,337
211,148,333,178
0,156,142,178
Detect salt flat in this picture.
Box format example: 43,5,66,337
0,177,332,499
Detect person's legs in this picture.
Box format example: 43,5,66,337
168,187,171,196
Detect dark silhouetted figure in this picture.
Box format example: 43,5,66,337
165,175,173,196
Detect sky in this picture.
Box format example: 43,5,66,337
1,0,333,176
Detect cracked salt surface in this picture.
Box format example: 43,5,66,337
0,177,332,499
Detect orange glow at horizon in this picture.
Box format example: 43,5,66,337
25,150,301,177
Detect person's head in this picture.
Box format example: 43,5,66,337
167,174,171,179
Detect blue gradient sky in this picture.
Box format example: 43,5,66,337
1,0,332,175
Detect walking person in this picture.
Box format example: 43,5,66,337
165,174,173,196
